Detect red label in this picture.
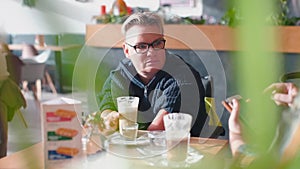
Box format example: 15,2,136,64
46,112,72,122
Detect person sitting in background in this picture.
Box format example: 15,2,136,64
97,12,208,137
228,82,298,157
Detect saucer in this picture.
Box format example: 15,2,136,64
106,132,150,146
143,147,204,168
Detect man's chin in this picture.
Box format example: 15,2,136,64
144,67,161,73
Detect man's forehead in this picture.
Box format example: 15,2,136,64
125,25,163,38
125,32,163,39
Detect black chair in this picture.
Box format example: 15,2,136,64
174,53,225,138
280,72,300,83
200,75,225,138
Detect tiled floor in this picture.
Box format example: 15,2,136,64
7,90,87,155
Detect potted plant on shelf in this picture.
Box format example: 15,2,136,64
22,0,35,7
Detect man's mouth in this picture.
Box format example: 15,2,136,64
145,60,159,65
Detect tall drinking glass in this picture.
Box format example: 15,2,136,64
117,96,139,140
163,113,192,162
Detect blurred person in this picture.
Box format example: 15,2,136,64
229,82,298,156
227,82,300,168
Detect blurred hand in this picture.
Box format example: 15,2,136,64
101,109,119,131
228,99,246,156
228,99,241,135
264,82,298,107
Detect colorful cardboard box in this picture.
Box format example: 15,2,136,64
41,97,82,167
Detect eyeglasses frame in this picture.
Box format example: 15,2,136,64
125,38,166,54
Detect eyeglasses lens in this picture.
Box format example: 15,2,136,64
135,39,165,54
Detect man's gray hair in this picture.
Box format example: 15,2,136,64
121,12,164,36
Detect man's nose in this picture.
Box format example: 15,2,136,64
149,44,157,51
146,46,155,55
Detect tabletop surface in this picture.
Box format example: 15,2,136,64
8,44,82,51
0,133,229,169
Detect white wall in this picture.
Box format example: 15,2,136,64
0,0,203,34
0,0,86,34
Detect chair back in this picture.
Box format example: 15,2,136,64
0,42,23,83
171,54,224,138
21,64,46,82
22,49,51,64
20,48,51,83
5,54,24,84
280,72,300,84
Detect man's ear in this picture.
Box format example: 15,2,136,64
123,43,130,59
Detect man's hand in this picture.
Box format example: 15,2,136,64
147,109,169,131
101,110,119,131
264,83,298,107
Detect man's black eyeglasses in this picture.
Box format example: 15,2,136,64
126,38,166,54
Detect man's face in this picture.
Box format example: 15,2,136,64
123,25,166,81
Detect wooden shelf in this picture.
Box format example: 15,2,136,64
276,26,300,53
86,24,300,53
